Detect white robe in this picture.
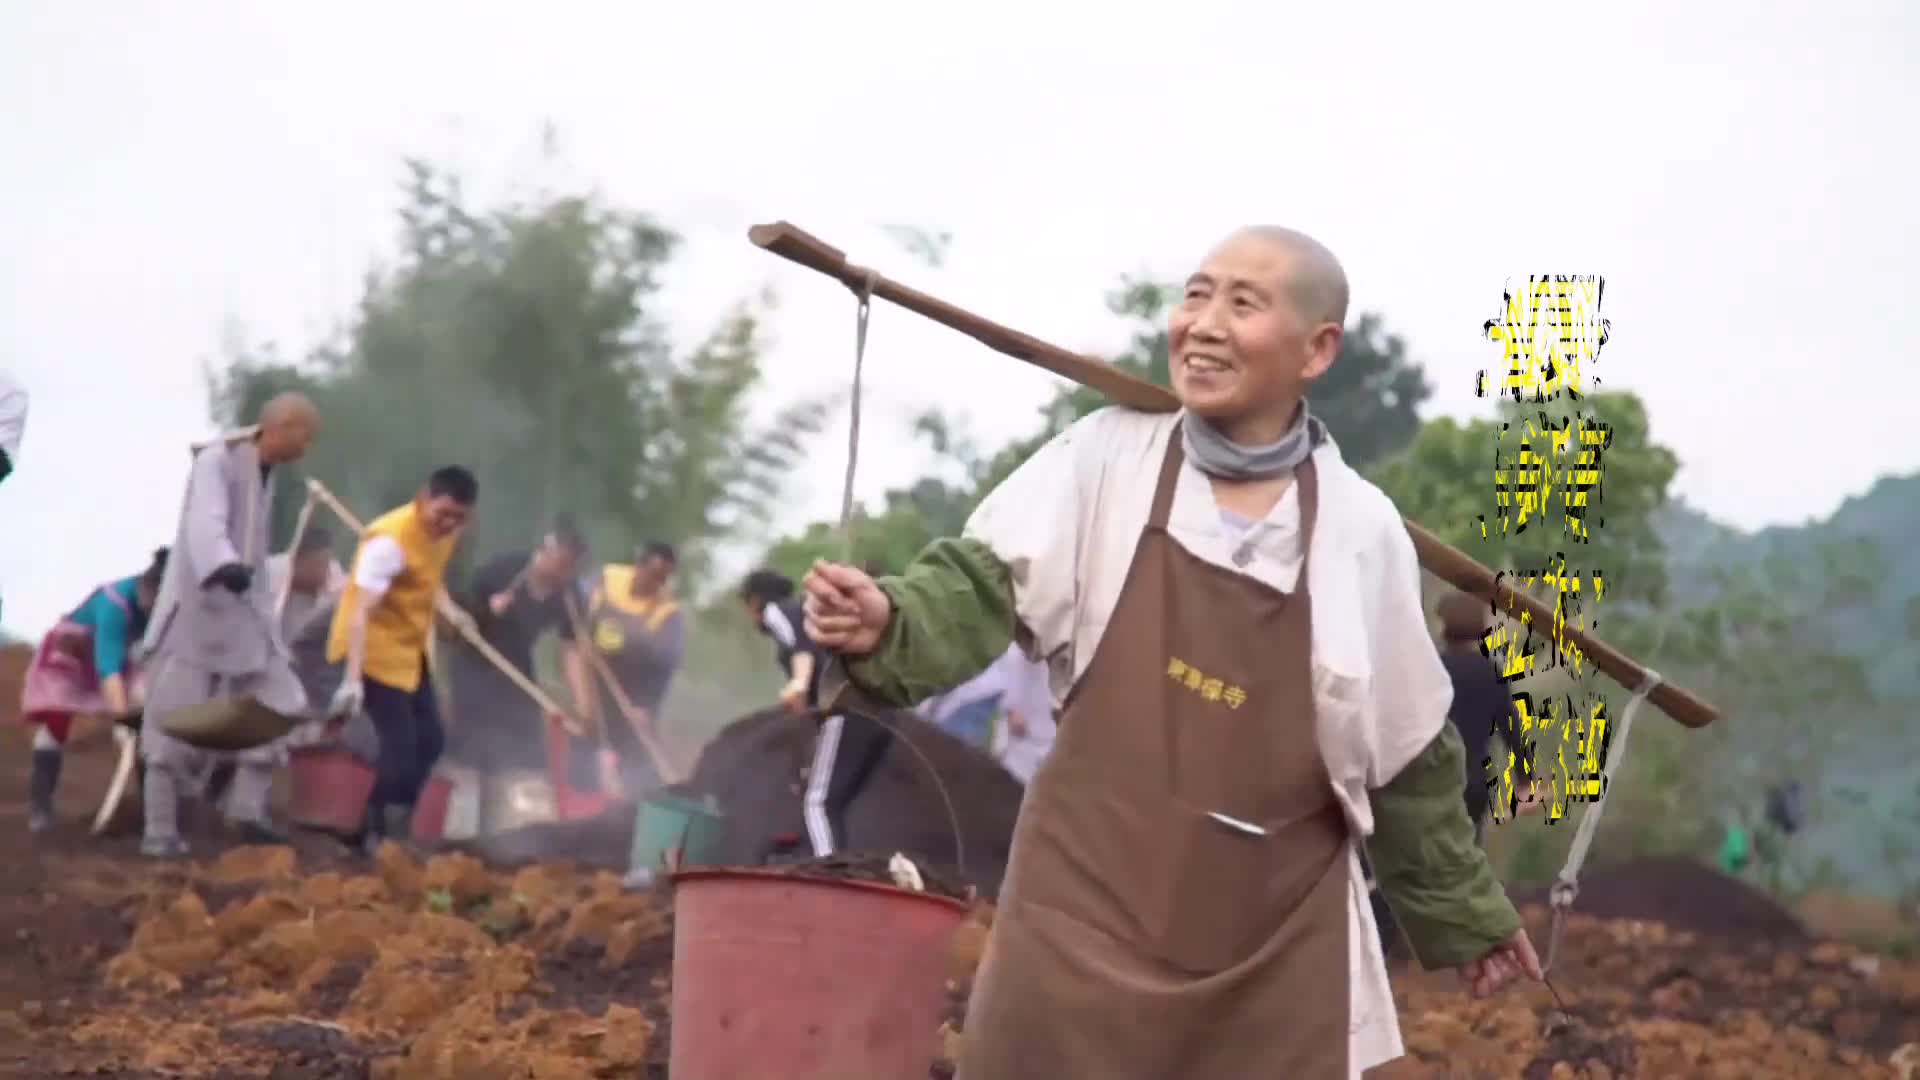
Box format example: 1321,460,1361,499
963,406,1454,1074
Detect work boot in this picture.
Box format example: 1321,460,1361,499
381,805,415,848
28,749,61,834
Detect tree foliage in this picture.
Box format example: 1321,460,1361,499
209,159,829,588
1369,391,1680,608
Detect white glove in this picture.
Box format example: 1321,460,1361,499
328,679,365,720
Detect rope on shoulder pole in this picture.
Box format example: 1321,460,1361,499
841,269,876,560
1542,667,1665,977
824,266,969,878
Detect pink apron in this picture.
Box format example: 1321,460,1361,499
19,587,148,744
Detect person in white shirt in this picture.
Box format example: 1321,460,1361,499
918,644,1054,776
324,466,477,851
983,646,1055,785
799,225,1540,1078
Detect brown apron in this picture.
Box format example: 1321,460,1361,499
960,425,1351,1079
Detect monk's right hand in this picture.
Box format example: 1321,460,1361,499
802,560,890,655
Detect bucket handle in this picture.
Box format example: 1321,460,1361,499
817,708,967,882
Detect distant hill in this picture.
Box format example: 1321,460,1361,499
1653,474,1920,899
1656,472,1920,701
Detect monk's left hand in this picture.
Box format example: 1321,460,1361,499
1460,928,1542,998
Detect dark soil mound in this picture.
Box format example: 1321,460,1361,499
449,706,1025,895
673,706,1024,897
1514,855,1808,942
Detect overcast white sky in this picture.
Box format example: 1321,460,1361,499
2,1,1915,634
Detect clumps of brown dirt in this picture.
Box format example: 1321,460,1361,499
925,892,1920,1080
88,844,675,1077
1383,906,1920,1079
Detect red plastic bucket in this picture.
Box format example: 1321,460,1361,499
668,867,969,1079
545,714,616,821
288,746,376,835
411,774,453,842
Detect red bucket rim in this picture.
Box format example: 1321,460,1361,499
669,865,970,914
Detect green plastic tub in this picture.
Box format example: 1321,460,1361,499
626,792,725,888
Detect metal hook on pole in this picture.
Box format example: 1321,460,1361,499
1542,667,1665,977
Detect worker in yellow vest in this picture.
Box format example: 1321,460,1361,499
326,466,477,850
568,541,685,798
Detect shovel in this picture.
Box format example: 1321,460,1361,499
159,692,300,752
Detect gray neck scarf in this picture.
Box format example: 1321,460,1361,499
1181,403,1325,481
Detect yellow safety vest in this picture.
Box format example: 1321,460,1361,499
326,502,456,691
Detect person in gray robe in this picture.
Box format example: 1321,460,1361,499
138,393,320,857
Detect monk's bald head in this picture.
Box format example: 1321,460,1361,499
1168,226,1348,441
256,391,319,465
1216,225,1349,328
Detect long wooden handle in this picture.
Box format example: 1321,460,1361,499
750,223,1177,412
749,221,1720,729
561,591,686,785
303,477,590,737
274,493,318,624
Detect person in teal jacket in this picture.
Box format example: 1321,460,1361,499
19,549,168,832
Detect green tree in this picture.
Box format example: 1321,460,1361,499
209,158,828,588
1369,391,1680,608
207,152,832,745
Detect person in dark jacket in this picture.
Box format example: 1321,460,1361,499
1435,589,1536,839
741,567,892,857
444,516,595,824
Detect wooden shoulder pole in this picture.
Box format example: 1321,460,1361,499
748,221,1720,729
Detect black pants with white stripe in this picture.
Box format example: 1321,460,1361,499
803,713,894,857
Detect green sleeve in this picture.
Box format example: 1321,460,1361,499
821,537,1018,711
1365,722,1522,969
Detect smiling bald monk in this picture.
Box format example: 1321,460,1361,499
801,226,1540,1078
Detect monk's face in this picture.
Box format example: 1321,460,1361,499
1168,232,1339,439
258,412,318,465
418,494,472,538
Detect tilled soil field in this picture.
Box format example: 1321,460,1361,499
4,647,1920,1078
